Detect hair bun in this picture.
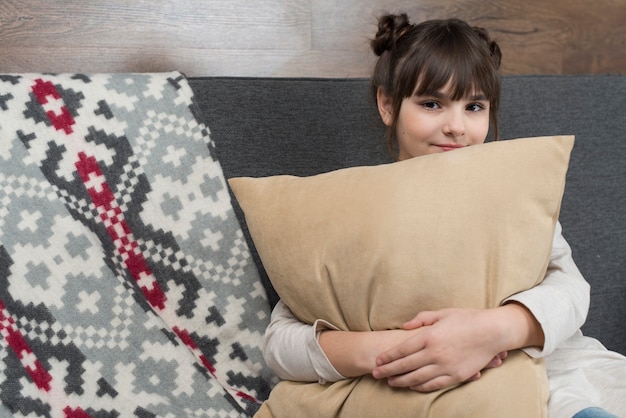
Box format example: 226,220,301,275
472,26,502,69
371,13,412,56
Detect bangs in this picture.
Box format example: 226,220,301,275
412,50,497,101
395,21,500,103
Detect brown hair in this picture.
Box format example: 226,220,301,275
371,14,502,154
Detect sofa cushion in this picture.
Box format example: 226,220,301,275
230,135,574,418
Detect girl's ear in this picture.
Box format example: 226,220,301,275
376,87,394,126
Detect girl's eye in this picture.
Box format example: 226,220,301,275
467,102,486,112
421,101,440,110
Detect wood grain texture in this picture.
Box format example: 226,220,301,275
0,0,624,76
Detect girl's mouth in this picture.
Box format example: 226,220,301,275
436,143,465,152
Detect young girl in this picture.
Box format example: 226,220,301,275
263,14,626,418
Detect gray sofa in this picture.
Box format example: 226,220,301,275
189,74,626,356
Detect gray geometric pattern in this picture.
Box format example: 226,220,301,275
0,72,276,416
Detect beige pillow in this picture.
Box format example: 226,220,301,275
230,136,574,418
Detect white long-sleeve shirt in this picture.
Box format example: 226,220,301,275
262,222,626,418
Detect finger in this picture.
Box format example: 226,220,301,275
484,352,508,369
408,375,463,393
386,363,441,389
484,355,503,369
373,350,428,379
402,311,438,330
375,337,426,367
465,371,481,382
408,374,460,393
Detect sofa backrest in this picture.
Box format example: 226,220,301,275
190,75,626,355
498,75,626,355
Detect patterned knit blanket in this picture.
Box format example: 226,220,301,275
0,72,276,416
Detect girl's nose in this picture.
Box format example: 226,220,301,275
443,111,465,138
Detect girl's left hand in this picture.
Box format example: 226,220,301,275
371,308,510,392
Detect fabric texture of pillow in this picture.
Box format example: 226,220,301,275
229,135,574,418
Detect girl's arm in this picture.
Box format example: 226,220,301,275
504,221,590,356
264,300,427,381
262,300,345,383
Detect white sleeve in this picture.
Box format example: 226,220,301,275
262,300,346,384
504,221,590,357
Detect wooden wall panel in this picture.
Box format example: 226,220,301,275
311,0,626,76
0,0,624,77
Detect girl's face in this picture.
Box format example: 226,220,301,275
378,83,490,160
